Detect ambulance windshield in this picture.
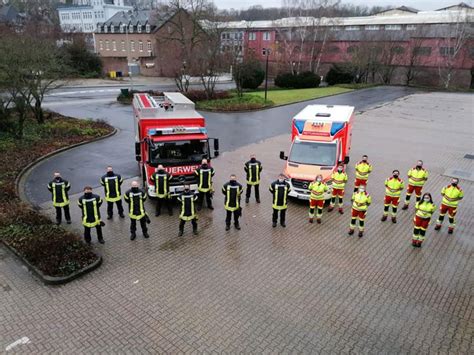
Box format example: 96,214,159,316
289,141,337,166
149,140,208,166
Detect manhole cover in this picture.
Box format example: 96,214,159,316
464,154,474,160
443,168,474,182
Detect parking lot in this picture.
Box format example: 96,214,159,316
1,91,473,353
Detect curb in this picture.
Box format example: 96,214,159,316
16,127,118,205
1,241,102,285
196,87,361,113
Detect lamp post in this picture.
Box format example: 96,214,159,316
125,25,134,92
264,48,271,102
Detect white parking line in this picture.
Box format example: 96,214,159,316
5,337,30,351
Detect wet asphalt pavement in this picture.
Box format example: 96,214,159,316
25,86,417,205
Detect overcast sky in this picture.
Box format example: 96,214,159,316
214,0,472,11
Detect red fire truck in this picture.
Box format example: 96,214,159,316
280,104,355,200
132,92,219,197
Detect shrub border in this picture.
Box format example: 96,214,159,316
1,241,102,285
4,125,117,284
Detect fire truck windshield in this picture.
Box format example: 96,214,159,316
148,139,208,166
289,141,337,166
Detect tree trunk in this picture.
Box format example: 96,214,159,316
34,99,44,124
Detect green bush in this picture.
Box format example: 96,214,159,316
234,61,265,90
62,40,102,78
326,64,356,85
196,94,272,111
275,72,321,89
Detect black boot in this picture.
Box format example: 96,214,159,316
130,233,136,241
225,225,230,231
143,232,150,239
235,223,241,230
178,229,184,237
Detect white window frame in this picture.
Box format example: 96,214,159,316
121,40,126,51
385,25,402,31
139,40,143,52
406,25,417,31
365,25,380,31
147,40,152,52
99,40,103,50
345,26,360,31
130,40,135,52
105,40,109,51
112,40,117,51
262,31,271,41
249,32,256,41
137,25,142,33
129,25,133,33
110,25,114,33
146,24,150,33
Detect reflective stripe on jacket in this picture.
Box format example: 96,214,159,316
78,194,102,227
178,192,198,221
331,171,348,190
384,177,405,197
355,162,372,180
195,167,215,192
351,191,372,211
47,179,71,207
407,167,429,187
308,182,328,200
100,174,123,202
151,171,172,198
245,161,262,185
269,181,290,210
222,182,243,211
415,201,436,219
441,185,464,208
124,189,147,219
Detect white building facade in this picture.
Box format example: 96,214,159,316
58,0,132,33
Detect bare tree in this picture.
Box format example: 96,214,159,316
377,37,405,85
437,10,472,89
404,28,429,86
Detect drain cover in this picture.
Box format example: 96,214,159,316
464,154,474,160
443,168,474,182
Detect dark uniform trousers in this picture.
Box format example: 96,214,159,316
131,217,148,234
226,210,240,226
107,200,124,217
198,191,213,208
179,218,197,231
246,184,260,200
272,209,286,225
84,225,103,243
55,206,71,223
156,197,173,215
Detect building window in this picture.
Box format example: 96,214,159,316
97,26,101,33
104,25,107,33
365,25,380,31
328,46,340,53
239,32,243,39
391,46,404,54
137,25,142,33
121,40,126,51
139,40,143,52
146,24,150,33
262,31,271,41
110,25,114,33
112,40,117,51
147,40,152,52
262,48,267,56
130,40,135,52
385,25,402,30
105,40,109,51
406,25,417,31
414,47,431,56
249,32,256,41
129,25,133,33
440,47,455,56
120,24,125,33
345,26,360,31
99,40,103,50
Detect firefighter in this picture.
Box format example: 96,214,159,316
328,164,348,214
402,160,429,210
381,169,405,223
308,175,328,224
434,178,464,234
412,193,436,248
244,154,262,203
124,181,150,240
78,186,104,245
222,174,243,231
348,186,372,237
151,164,173,217
195,159,215,210
47,172,71,225
353,155,373,192
269,174,290,228
100,166,125,220
178,184,198,236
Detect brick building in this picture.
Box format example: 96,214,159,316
222,4,474,88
